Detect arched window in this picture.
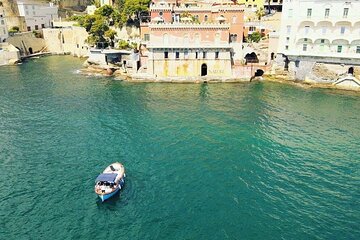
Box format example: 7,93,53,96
159,11,163,17
232,16,237,24
195,33,200,44
215,33,220,43
204,15,208,22
163,33,169,44
230,34,237,43
183,33,189,44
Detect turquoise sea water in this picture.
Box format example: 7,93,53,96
0,56,359,239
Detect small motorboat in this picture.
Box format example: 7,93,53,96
94,162,126,202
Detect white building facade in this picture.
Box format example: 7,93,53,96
17,1,58,31
278,0,360,64
0,6,8,42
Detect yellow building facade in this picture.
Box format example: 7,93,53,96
148,49,233,78
238,0,265,9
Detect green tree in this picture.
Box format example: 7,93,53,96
9,26,20,34
118,39,130,49
95,5,115,17
89,17,109,43
247,32,262,43
105,29,117,47
121,0,151,24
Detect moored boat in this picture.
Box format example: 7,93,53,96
94,162,126,202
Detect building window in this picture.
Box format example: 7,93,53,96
249,26,256,31
195,51,198,59
32,5,35,9
303,44,307,51
184,50,189,59
285,45,289,50
356,46,360,54
322,27,327,34
203,51,206,59
215,51,219,59
215,33,220,43
204,15,208,22
144,34,150,41
164,51,168,59
163,33,168,44
175,52,180,59
340,27,346,34
183,33,189,44
343,8,349,18
320,39,325,44
35,25,38,30
304,26,310,35
195,33,200,44
288,9,293,18
0,20,4,25
159,11,163,17
325,8,330,18
230,34,237,42
27,26,31,31
286,37,290,43
286,25,291,34
307,8,312,17
41,24,45,28
25,11,29,15
337,45,342,53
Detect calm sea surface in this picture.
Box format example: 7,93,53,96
0,56,359,239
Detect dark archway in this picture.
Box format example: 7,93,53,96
348,67,354,75
28,47,33,54
244,52,259,64
255,69,264,76
284,56,290,71
271,52,275,60
201,63,207,76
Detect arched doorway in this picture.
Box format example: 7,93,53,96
28,47,33,54
201,63,207,76
270,52,275,60
255,69,264,76
348,67,354,75
244,52,259,64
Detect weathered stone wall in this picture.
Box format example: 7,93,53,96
7,32,46,56
43,27,89,57
2,0,27,31
0,42,20,65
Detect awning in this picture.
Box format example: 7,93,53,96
95,173,118,183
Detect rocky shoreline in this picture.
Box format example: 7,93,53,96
79,63,360,92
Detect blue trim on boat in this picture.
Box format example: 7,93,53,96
97,177,125,202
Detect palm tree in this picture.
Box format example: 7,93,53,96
255,7,265,21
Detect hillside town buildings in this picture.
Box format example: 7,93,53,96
140,0,244,78
0,5,9,42
17,1,58,31
265,0,283,12
237,0,264,9
278,0,360,65
99,0,116,7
